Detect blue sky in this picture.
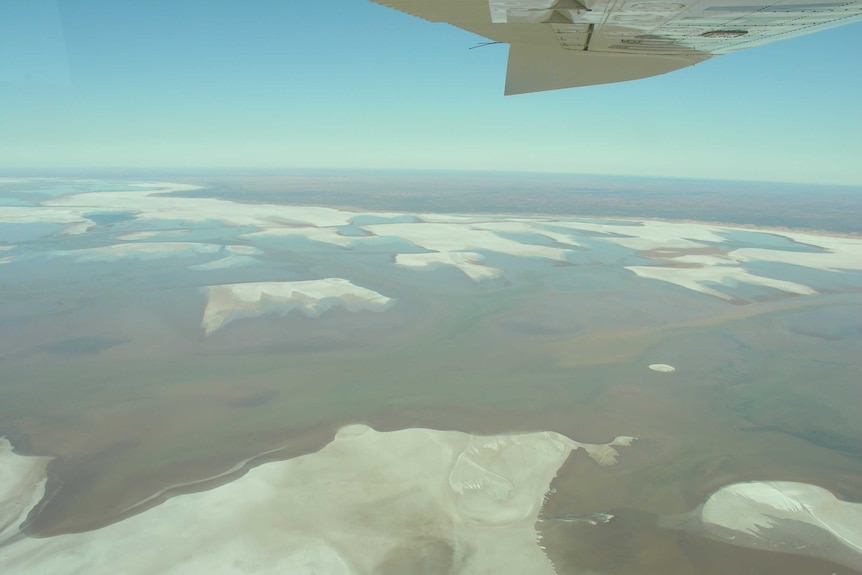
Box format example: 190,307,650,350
1,0,861,185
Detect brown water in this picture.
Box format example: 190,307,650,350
3,283,861,572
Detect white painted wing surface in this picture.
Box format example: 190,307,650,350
370,0,862,93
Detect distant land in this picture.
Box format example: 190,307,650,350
182,172,862,235
4,170,860,234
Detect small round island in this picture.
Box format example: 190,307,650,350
648,363,676,373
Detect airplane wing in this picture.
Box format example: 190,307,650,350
369,0,862,94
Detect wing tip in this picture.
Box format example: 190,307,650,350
504,44,708,94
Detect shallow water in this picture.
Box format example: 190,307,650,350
1,179,861,573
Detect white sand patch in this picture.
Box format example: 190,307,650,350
201,279,394,335
0,182,199,233
368,219,575,280
241,226,359,247
670,254,735,266
548,219,860,274
648,364,675,373
187,246,260,270
417,213,493,224
0,245,13,252
59,221,94,236
46,191,358,230
0,206,94,228
396,252,503,282
470,221,583,247
0,438,51,546
126,182,204,193
118,230,194,241
626,264,818,301
63,242,223,262
187,256,257,271
579,436,636,467
549,220,728,251
696,481,862,570
117,231,162,241
364,222,571,261
16,181,862,295
226,245,258,255
728,234,862,272
0,426,633,575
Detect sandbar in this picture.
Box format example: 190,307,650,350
690,481,862,571
648,364,675,373
395,251,503,282
0,438,51,546
626,264,818,301
201,279,394,335
0,426,634,575
66,242,223,261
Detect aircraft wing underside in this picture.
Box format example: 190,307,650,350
369,0,862,93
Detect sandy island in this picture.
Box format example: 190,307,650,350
0,427,635,575
201,279,395,335
666,480,862,571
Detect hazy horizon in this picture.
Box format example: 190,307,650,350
2,2,861,185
